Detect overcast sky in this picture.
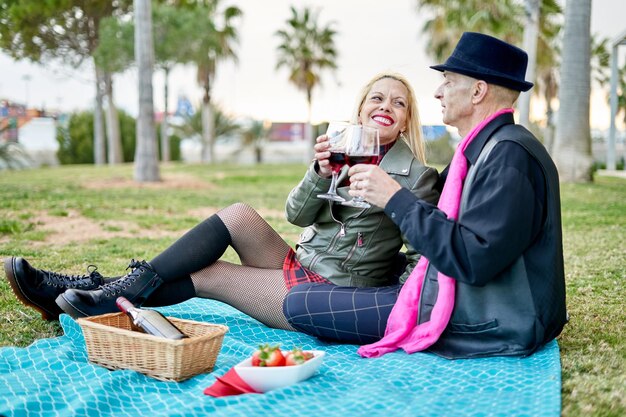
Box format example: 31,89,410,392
0,0,624,127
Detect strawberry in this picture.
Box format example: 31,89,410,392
284,347,314,366
251,344,286,367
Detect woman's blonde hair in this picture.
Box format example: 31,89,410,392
350,72,426,164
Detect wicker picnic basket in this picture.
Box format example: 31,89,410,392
77,312,228,382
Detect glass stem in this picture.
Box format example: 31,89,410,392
329,171,339,195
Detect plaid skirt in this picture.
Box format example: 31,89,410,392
282,248,333,290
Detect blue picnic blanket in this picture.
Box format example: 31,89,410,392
0,298,561,417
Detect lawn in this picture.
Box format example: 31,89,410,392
0,162,624,417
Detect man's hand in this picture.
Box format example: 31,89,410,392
347,164,402,208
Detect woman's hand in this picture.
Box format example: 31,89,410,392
347,164,401,208
314,134,333,178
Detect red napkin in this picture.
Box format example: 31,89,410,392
203,368,260,397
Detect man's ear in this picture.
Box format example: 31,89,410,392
471,80,489,104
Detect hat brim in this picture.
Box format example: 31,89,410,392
430,64,533,92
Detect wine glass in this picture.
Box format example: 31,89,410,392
341,125,380,208
317,121,349,202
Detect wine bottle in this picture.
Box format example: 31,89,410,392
116,296,187,340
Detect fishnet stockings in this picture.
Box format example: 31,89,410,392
191,261,293,330
191,203,294,330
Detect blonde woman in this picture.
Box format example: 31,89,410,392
4,72,439,334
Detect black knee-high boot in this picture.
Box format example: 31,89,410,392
56,215,232,317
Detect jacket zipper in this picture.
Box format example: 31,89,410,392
328,201,345,236
341,232,363,270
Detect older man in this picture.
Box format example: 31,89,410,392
283,32,567,359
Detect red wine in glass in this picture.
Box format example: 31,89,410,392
341,125,380,208
345,155,378,166
317,122,349,202
328,152,347,172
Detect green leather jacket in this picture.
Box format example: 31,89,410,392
285,139,439,287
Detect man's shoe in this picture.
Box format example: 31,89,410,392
56,259,163,318
3,257,106,320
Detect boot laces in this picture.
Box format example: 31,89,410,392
100,259,149,297
42,265,104,288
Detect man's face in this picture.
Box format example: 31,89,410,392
433,71,475,129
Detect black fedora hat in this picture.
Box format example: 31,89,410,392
430,32,533,92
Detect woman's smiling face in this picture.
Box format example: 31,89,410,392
358,77,409,145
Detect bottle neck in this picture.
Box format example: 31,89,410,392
116,296,137,314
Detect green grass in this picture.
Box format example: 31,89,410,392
1,163,624,416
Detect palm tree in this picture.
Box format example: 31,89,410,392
173,103,240,162
133,0,160,182
152,4,199,162
174,104,240,142
242,120,271,164
532,0,562,152
617,64,626,128
275,6,338,158
552,0,593,182
518,0,540,128
416,1,562,125
94,67,107,165
94,16,135,165
186,1,241,164
416,0,524,62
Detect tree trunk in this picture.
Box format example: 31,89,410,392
201,87,214,163
104,71,123,164
552,0,593,182
161,67,171,162
305,90,314,163
543,78,556,154
93,65,106,165
133,0,160,182
255,145,262,164
518,0,540,129
160,66,171,162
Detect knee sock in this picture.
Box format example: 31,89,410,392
142,278,196,307
149,214,232,282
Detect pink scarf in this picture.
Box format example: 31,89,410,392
358,108,514,358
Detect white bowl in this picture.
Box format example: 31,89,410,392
234,350,325,392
